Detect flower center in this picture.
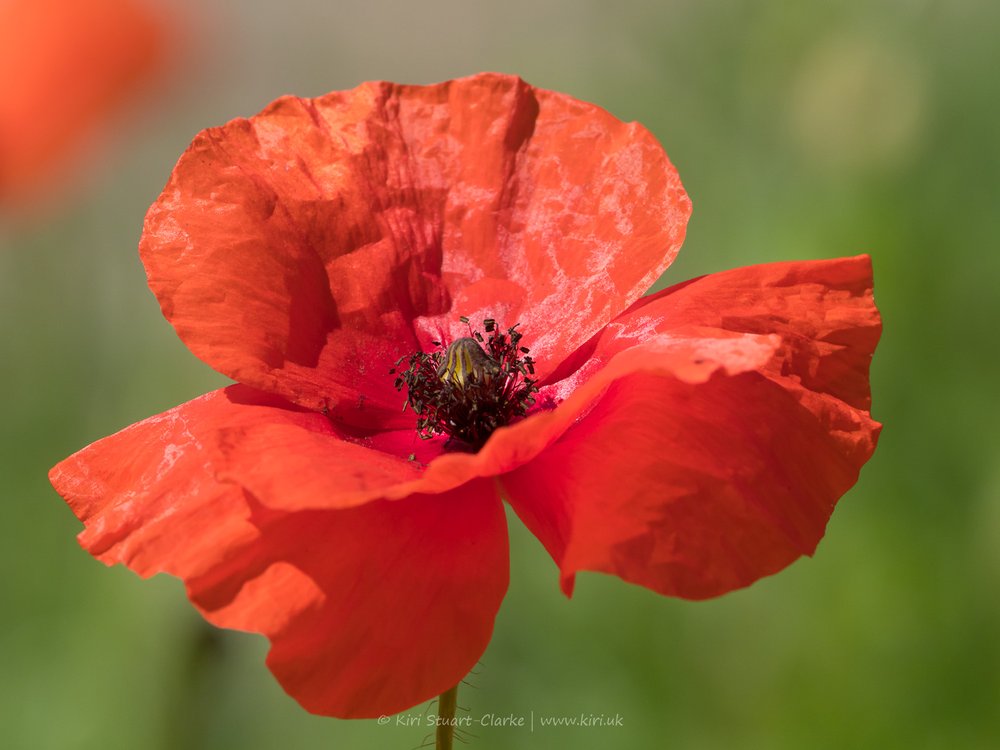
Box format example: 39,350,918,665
391,317,538,449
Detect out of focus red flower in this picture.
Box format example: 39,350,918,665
50,73,881,719
0,0,165,205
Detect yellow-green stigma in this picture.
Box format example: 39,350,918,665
391,318,537,448
436,337,501,388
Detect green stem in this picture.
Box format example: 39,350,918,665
436,684,458,750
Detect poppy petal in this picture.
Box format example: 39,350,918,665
623,254,881,412
140,73,690,425
500,256,881,600
49,384,502,546
197,484,507,719
49,388,509,718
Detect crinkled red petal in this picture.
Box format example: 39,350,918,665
49,386,509,718
501,256,881,599
140,73,690,426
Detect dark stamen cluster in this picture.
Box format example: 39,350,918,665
391,317,538,449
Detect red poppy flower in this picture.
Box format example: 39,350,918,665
0,0,165,205
50,73,881,719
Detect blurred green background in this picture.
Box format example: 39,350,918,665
2,1,998,748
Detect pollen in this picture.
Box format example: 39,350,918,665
391,318,537,449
